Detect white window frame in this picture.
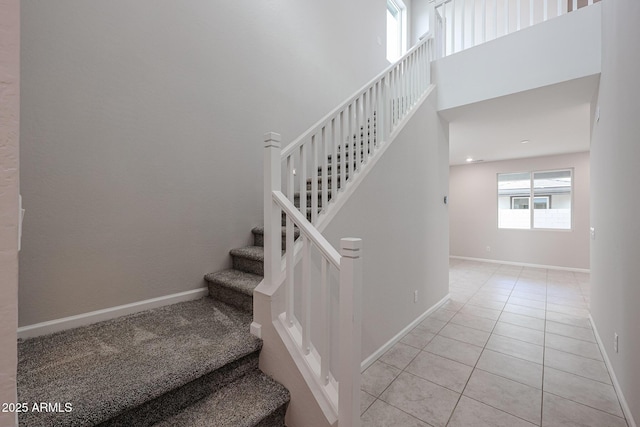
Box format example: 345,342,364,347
498,169,573,230
386,0,408,63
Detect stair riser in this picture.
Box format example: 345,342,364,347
97,352,261,427
253,405,288,427
254,233,294,251
208,283,253,313
233,256,263,276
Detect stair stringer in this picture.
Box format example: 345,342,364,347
314,84,435,235
253,84,436,427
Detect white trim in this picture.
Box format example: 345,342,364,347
360,293,450,372
250,321,262,339
17,287,209,339
589,315,637,427
273,317,338,425
449,255,590,273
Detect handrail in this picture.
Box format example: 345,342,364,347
281,32,433,158
272,191,340,268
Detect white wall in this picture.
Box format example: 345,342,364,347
590,0,640,423
411,0,431,44
322,91,450,360
434,3,601,111
19,0,389,326
450,152,590,269
0,0,20,424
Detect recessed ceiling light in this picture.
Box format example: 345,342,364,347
466,157,473,162
520,140,530,144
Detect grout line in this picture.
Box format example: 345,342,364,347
540,267,549,426
445,263,505,426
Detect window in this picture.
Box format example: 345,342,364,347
386,0,406,63
498,169,572,230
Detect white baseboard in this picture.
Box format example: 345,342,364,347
360,293,450,372
449,255,590,274
17,287,209,340
589,315,637,427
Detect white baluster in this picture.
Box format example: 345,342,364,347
530,0,534,26
311,134,318,223
481,0,486,43
470,0,475,48
425,42,431,86
338,238,362,427
544,0,548,20
349,102,356,176
331,117,338,199
442,2,447,55
320,257,330,385
504,0,509,35
263,132,282,290
299,144,307,226
557,0,562,16
451,0,456,54
460,0,465,50
362,92,369,165
572,0,577,12
494,0,498,40
301,235,311,354
340,110,346,190
402,60,408,116
383,73,391,140
286,156,295,326
363,88,373,160
321,126,328,211
517,0,521,30
357,96,363,169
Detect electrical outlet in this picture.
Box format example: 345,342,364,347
614,333,619,353
414,290,418,303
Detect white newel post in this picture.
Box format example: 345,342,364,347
263,132,282,296
338,238,362,427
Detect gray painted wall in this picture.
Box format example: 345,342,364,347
322,91,450,359
590,0,640,422
19,0,389,326
0,0,20,422
450,152,590,269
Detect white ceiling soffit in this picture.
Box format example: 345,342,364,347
442,75,600,166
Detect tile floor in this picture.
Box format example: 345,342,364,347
360,259,629,427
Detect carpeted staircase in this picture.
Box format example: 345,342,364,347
17,121,375,427
17,228,290,427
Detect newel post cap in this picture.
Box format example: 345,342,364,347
264,132,281,147
340,237,362,257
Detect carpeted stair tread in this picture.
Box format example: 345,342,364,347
205,269,262,297
229,246,264,262
17,297,261,427
153,370,289,427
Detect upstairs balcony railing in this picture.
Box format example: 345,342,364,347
433,0,599,57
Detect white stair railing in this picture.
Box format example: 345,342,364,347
433,0,598,57
263,34,435,426
264,133,363,427
278,34,434,229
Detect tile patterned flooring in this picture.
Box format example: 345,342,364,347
360,259,629,427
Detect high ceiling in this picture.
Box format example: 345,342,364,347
441,75,600,166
